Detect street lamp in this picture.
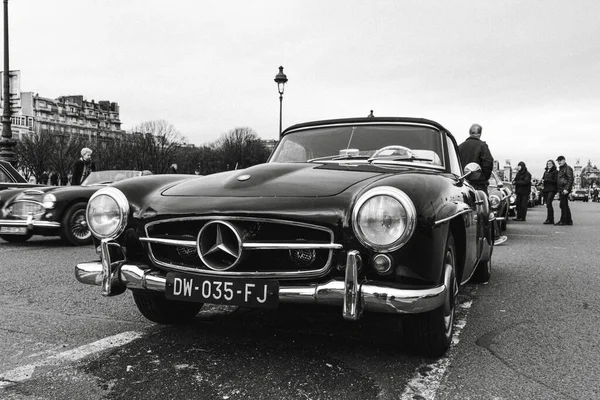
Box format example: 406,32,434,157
0,0,15,165
274,66,288,137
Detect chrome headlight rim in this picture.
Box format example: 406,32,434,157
351,186,417,252
489,194,501,208
86,187,129,239
42,193,57,209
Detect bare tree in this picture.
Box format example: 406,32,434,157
15,130,56,182
215,127,270,170
129,120,185,173
51,133,88,185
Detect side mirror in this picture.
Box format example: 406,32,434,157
459,162,482,180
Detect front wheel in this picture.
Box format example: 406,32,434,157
60,202,92,246
133,291,203,324
401,234,457,357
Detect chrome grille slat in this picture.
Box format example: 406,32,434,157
143,216,340,278
9,201,45,217
139,236,343,250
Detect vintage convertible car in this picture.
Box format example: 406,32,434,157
488,171,510,231
75,117,494,356
0,170,151,245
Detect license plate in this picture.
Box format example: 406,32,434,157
0,226,28,235
165,272,279,309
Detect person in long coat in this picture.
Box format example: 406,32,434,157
512,161,532,221
541,159,558,224
71,148,96,185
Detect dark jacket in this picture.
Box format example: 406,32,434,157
557,163,574,192
542,167,558,193
458,137,494,187
513,162,532,195
71,158,96,186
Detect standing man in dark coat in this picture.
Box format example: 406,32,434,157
555,155,574,225
71,148,96,186
512,161,532,221
458,124,494,192
458,124,506,245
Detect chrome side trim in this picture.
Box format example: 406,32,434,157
434,208,471,226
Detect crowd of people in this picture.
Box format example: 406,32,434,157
457,124,578,248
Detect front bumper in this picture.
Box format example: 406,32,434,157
0,216,60,230
75,240,448,321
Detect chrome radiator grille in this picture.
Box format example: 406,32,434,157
141,216,342,278
9,201,45,218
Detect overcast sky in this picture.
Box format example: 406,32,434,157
5,0,600,178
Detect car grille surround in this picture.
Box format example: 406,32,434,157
8,200,45,218
141,216,342,278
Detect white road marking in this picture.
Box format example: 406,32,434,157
399,300,473,400
0,331,144,388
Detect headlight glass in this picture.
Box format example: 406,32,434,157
87,188,129,239
489,194,501,208
352,187,416,252
42,193,56,209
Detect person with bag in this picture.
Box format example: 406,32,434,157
541,159,558,224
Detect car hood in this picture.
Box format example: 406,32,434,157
162,163,388,198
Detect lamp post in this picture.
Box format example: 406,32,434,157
0,0,15,165
274,66,288,137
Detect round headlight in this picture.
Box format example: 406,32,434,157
86,187,129,239
489,194,501,208
42,193,57,209
352,186,416,252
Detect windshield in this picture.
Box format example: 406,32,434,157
270,124,444,167
81,170,143,186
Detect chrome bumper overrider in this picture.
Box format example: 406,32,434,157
0,217,60,229
75,240,448,321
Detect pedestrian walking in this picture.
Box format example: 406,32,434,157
555,155,574,225
41,170,49,185
512,161,532,221
541,160,558,224
168,163,178,174
71,148,96,186
458,123,506,245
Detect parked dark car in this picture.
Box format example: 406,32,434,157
528,186,539,207
571,189,589,202
487,171,509,231
0,160,42,191
75,117,494,356
0,170,151,245
502,182,517,217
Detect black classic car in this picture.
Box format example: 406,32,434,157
0,170,151,245
487,171,510,231
75,117,494,356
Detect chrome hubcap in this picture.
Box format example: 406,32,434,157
71,210,91,240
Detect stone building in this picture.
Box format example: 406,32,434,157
0,71,126,148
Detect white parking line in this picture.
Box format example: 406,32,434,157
0,331,144,388
400,300,473,400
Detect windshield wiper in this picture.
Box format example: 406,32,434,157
367,155,433,164
307,155,370,162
